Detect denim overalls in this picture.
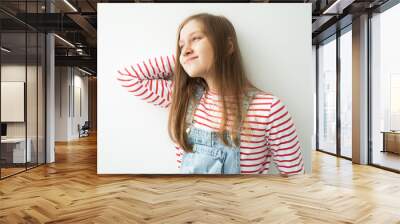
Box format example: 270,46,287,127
180,86,256,174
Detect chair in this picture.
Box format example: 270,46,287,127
79,121,90,138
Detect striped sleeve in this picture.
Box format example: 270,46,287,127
266,96,304,175
116,55,175,108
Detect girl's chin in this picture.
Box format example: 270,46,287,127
186,72,202,78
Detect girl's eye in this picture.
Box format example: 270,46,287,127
179,36,201,49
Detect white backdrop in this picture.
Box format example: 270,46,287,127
98,3,313,174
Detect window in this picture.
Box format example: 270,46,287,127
318,36,337,154
370,2,400,171
340,28,352,158
0,1,47,179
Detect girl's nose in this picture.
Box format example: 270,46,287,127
183,45,193,56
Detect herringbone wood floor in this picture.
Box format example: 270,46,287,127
1,134,400,223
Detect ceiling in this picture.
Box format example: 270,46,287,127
0,0,392,75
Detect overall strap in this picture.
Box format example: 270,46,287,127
238,89,259,134
185,85,205,128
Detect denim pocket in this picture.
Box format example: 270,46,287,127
192,152,223,174
180,145,224,174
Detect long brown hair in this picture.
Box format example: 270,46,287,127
168,13,253,152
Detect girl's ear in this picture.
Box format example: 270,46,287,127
227,37,234,55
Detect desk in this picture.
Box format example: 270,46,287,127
381,131,400,154
1,138,31,163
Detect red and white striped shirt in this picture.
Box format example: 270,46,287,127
117,55,304,175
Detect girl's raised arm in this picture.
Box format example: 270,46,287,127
116,55,175,108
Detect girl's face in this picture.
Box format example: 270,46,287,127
179,20,214,78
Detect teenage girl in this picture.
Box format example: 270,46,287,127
117,13,304,175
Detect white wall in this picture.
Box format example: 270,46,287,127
98,3,313,174
55,67,68,141
55,67,89,141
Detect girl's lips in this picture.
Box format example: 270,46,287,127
185,56,198,64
